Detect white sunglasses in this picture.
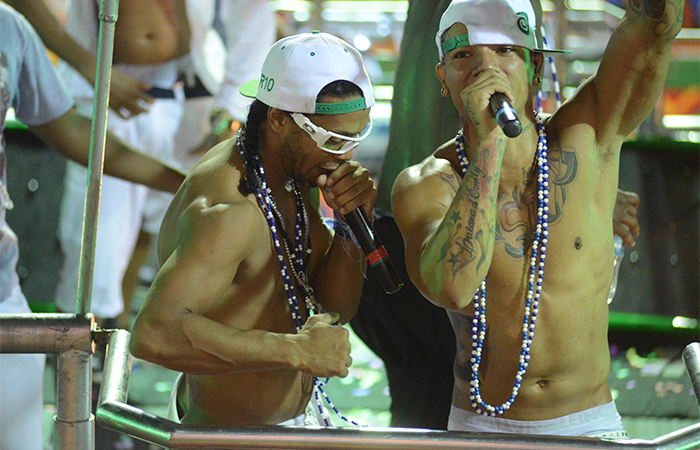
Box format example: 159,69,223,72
290,113,373,154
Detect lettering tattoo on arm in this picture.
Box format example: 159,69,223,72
436,140,504,281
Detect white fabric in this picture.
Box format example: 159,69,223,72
55,95,181,317
435,0,568,60
0,6,72,449
448,401,626,437
0,286,45,450
242,32,375,115
55,1,274,317
62,0,275,122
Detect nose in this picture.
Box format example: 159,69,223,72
473,48,498,77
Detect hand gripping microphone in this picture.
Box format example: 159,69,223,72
344,209,403,294
489,93,522,138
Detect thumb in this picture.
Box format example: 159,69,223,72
314,312,340,325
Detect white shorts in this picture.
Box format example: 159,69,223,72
448,401,627,438
55,93,181,318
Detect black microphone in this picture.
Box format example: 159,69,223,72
344,209,403,295
489,93,522,138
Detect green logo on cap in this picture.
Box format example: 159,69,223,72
516,12,530,36
259,73,275,92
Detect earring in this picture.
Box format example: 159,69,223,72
533,74,542,86
440,85,448,96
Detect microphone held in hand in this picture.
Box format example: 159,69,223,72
344,209,403,294
489,93,522,138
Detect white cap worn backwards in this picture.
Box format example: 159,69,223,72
240,31,375,115
436,0,570,61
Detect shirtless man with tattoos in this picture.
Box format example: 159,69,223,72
392,0,683,437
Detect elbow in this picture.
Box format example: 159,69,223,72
129,314,173,364
416,266,473,311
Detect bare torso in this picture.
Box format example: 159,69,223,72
113,0,191,65
408,117,619,421
157,141,329,426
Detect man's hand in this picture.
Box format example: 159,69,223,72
294,313,352,378
93,68,155,119
613,189,640,247
461,67,514,138
316,161,377,219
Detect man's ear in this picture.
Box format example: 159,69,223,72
268,108,287,133
436,62,449,97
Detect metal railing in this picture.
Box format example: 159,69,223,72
92,330,700,450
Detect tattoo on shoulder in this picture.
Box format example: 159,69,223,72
436,171,460,197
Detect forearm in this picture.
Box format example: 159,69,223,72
131,310,300,375
30,110,184,193
419,138,504,309
7,0,98,84
312,234,366,324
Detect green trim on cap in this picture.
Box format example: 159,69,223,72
314,97,367,114
441,34,471,56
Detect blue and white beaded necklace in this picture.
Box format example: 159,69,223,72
236,132,363,427
455,112,550,416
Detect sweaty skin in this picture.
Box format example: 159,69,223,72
392,0,683,422
130,98,377,426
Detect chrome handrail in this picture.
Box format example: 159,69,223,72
96,331,700,450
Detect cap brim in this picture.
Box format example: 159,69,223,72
534,48,572,54
239,79,259,99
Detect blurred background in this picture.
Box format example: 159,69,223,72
3,0,699,448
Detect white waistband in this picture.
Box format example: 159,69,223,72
448,401,625,437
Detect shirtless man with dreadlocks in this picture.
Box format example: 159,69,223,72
130,32,377,427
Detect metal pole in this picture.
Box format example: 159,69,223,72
95,331,700,450
76,0,119,315
683,342,700,408
55,350,94,450
0,313,93,354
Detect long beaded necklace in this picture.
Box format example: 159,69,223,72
236,131,363,427
455,112,549,416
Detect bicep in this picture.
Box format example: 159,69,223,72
392,168,456,294
589,5,680,142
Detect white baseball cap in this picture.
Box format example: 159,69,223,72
436,0,570,61
240,31,375,115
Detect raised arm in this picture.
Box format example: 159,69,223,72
564,0,684,147
28,108,185,194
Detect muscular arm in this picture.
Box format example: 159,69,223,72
7,0,154,118
130,198,351,377
565,0,684,147
393,136,505,310
29,108,184,193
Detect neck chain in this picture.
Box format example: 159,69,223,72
455,112,549,416
236,132,363,427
